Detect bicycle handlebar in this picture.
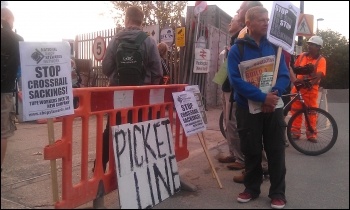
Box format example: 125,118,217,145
293,77,317,90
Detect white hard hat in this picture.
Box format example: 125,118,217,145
307,36,323,47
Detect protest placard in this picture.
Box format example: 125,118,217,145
19,42,74,121
185,85,207,124
172,91,206,136
267,1,300,54
111,118,180,209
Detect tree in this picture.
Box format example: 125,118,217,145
298,30,349,89
317,30,349,89
110,1,188,29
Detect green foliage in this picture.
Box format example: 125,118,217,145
299,30,349,89
110,1,187,28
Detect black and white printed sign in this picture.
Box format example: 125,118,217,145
112,118,180,209
172,91,206,136
267,1,300,53
19,42,74,121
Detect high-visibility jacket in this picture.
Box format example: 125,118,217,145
290,53,327,138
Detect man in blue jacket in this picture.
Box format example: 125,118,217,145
227,6,289,209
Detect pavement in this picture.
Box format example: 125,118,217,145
1,89,349,209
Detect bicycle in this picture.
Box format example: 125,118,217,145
219,111,226,138
282,77,338,156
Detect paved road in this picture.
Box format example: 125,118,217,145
1,89,349,209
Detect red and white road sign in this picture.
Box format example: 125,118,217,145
194,1,208,16
92,36,106,61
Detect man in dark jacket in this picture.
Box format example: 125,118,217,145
1,7,24,171
96,6,162,172
218,14,244,165
102,6,162,85
228,6,289,209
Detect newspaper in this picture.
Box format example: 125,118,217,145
238,55,283,114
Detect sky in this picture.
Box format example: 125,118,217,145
2,1,349,42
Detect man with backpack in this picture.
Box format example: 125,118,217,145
102,6,162,86
96,6,162,172
1,8,24,172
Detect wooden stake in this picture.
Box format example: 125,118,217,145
272,46,283,86
47,118,59,202
197,133,223,189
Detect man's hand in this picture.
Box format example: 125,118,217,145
262,91,279,113
293,79,305,87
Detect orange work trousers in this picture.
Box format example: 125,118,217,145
290,88,319,139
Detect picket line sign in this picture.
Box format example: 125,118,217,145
112,118,181,209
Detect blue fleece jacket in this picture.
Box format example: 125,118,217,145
227,35,290,109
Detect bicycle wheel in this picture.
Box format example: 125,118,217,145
287,107,338,156
219,111,226,138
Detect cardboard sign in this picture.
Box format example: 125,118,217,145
19,41,74,121
112,118,180,209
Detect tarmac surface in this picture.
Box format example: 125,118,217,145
1,89,349,209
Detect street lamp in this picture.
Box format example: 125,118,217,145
316,18,324,34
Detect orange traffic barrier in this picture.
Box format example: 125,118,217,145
43,84,188,209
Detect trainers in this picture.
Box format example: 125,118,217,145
237,192,256,203
233,170,245,183
307,137,317,143
227,162,245,170
218,156,236,163
271,198,286,209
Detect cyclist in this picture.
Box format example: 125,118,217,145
290,36,326,143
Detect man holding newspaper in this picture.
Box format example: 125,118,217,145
227,6,290,209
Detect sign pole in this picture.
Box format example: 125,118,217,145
47,118,59,202
297,1,304,55
272,46,282,86
197,133,223,189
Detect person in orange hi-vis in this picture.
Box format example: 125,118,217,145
290,36,326,143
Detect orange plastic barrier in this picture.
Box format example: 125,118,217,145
43,84,188,209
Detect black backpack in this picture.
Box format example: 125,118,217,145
115,31,148,86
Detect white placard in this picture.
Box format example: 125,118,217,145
172,91,206,136
19,41,74,121
267,1,300,54
112,118,180,209
143,24,160,44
